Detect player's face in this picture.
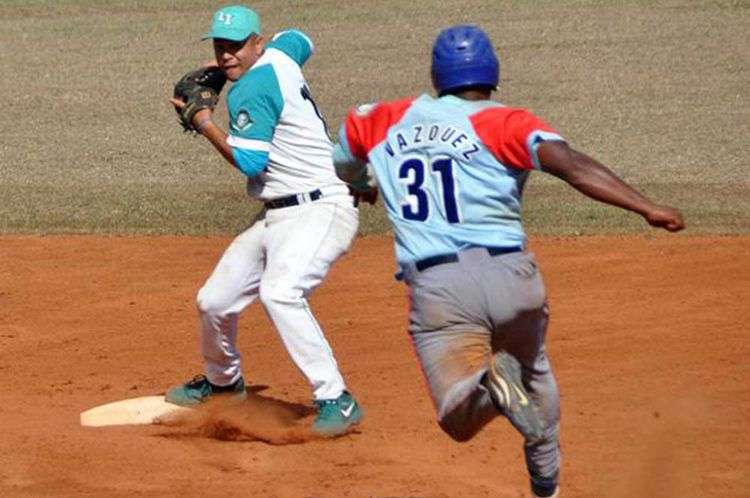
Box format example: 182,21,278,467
213,35,265,81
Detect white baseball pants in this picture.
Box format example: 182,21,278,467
196,194,358,400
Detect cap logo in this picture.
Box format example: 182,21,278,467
217,12,233,25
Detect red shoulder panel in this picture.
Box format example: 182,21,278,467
344,97,416,160
469,106,559,170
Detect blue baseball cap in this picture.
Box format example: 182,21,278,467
202,5,261,41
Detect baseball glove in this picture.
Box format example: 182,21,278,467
172,66,227,132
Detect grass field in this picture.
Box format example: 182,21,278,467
1,0,748,235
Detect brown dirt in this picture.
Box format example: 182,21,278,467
1,234,748,498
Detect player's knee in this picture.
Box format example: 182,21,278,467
258,282,302,309
196,285,232,316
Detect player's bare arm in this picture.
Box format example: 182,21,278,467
332,149,378,205
169,32,267,173
196,109,236,166
170,98,237,167
538,141,685,232
168,88,232,160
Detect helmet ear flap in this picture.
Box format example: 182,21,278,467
431,25,500,95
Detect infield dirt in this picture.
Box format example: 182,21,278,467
1,234,747,497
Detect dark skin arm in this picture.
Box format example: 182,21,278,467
538,141,685,232
350,186,378,206
193,109,236,167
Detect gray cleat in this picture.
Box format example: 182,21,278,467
484,351,545,442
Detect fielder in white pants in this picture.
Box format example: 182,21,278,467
198,193,357,400
166,9,364,436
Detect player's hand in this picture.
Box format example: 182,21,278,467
171,66,225,133
350,187,378,207
644,205,685,232
169,97,186,111
169,98,212,130
169,97,188,129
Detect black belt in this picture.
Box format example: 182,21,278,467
415,246,523,272
264,189,322,209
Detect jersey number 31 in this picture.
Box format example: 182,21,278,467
400,157,460,223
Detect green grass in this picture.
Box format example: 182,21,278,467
1,0,748,235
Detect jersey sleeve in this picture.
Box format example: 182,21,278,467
342,98,416,161
225,64,284,176
469,107,565,170
266,30,314,67
332,129,368,189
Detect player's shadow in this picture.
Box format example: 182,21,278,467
153,385,337,445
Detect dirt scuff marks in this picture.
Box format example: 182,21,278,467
157,390,335,445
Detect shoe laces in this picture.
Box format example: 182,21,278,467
315,398,339,411
314,390,353,407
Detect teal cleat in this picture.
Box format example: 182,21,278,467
312,391,363,436
165,374,247,407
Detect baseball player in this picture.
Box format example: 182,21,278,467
333,25,684,497
166,5,362,437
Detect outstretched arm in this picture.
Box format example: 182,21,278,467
538,141,685,231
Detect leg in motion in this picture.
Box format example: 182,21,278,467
261,200,362,435
166,218,265,406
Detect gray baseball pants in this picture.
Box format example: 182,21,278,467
402,247,560,482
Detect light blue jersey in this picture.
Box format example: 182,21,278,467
335,94,564,267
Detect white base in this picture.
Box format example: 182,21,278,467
80,395,193,427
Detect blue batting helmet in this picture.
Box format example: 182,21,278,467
431,25,499,95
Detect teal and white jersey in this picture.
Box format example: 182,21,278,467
226,30,348,200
